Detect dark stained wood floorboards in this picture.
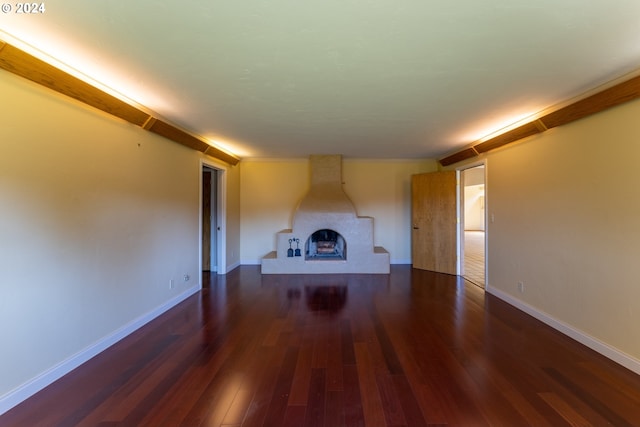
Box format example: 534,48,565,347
3,266,640,426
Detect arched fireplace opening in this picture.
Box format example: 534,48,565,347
305,229,347,260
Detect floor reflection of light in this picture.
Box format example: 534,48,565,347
453,277,467,346
204,374,248,426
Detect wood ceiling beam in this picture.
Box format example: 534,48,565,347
0,41,240,166
0,42,149,126
439,74,640,167
439,147,478,167
540,74,640,129
473,121,541,154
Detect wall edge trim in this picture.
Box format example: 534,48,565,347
486,286,640,376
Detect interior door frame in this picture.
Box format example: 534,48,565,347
457,160,488,287
199,158,228,286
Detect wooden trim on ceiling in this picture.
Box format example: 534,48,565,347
145,119,239,165
141,116,157,130
0,41,240,166
147,120,210,152
0,43,150,126
439,147,478,167
439,74,640,166
203,145,240,165
474,121,541,154
540,74,640,129
533,119,548,132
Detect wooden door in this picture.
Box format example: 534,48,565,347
411,171,457,274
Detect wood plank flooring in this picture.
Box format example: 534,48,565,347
2,265,640,426
463,231,484,289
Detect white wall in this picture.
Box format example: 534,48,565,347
478,97,640,369
0,70,240,412
240,158,437,264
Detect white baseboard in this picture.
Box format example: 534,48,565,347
487,286,640,376
0,285,200,416
226,260,242,272
242,259,412,266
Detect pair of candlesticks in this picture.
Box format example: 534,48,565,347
288,238,302,257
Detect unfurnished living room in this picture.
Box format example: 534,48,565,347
2,1,640,425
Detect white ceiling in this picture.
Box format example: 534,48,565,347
2,1,640,159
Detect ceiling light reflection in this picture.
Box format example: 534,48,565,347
0,29,173,116
457,110,542,146
206,139,252,158
0,29,241,157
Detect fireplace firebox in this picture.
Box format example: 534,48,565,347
306,229,346,260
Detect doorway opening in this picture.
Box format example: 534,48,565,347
201,160,227,284
460,164,486,288
202,167,217,272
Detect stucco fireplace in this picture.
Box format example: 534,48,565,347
261,155,390,274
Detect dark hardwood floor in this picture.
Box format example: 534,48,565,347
2,265,640,426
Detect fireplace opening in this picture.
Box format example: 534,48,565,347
305,229,347,260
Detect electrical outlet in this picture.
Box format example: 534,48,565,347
169,279,175,289
517,281,524,293
183,274,190,282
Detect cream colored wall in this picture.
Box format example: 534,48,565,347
240,158,437,264
0,70,241,409
223,160,242,270
464,185,485,231
482,97,640,364
240,159,313,263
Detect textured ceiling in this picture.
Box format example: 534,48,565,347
2,1,640,159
